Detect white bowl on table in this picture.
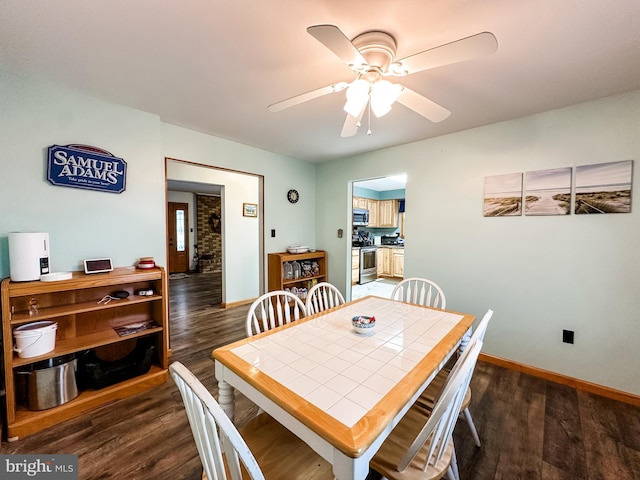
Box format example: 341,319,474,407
352,315,376,335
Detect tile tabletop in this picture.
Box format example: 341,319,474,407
228,296,465,428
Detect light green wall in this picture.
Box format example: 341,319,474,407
316,89,640,395
2,66,639,396
161,124,317,302
0,71,317,306
161,124,317,256
0,70,165,275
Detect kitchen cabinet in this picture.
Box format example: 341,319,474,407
353,197,379,226
378,200,399,228
367,199,379,227
393,249,405,278
353,197,399,228
268,251,327,298
376,248,384,277
377,247,394,277
351,249,360,285
353,197,368,209
1,267,169,440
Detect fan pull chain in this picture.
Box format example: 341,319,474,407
367,100,372,135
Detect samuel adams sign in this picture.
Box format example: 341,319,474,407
47,144,127,194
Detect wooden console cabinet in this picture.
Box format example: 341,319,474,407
1,267,169,440
268,251,327,293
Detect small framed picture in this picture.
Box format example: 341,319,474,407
243,203,258,217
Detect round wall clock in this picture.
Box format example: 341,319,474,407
287,189,300,203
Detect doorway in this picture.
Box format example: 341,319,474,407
350,174,406,300
166,158,264,307
168,202,189,274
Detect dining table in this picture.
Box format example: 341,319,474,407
212,295,475,480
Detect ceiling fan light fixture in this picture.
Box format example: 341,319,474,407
332,82,349,92
344,78,370,117
370,80,402,117
388,62,409,76
272,25,497,135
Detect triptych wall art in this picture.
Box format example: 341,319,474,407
483,160,633,217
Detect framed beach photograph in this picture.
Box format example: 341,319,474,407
524,167,572,215
574,160,633,214
243,202,258,217
483,173,523,217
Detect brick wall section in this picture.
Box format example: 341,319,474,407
196,195,222,273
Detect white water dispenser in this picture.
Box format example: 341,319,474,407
8,232,50,281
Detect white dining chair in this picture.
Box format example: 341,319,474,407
245,290,306,337
305,282,346,315
169,362,333,480
416,309,494,448
390,277,446,309
370,340,483,480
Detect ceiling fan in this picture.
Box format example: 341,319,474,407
268,25,498,137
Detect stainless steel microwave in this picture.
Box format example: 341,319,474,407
353,208,369,226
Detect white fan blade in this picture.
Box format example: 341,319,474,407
268,82,347,112
392,32,497,75
341,104,366,137
307,25,369,70
396,87,451,123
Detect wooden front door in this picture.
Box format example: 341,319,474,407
168,202,189,273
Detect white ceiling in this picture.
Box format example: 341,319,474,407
2,1,639,163
356,175,407,192
167,180,222,196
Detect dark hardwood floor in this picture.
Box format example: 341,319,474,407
2,273,639,480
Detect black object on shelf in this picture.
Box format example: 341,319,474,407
78,337,155,390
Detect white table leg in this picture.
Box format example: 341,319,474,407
333,452,370,480
218,379,235,422
459,327,472,353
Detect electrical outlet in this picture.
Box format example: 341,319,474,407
562,329,574,344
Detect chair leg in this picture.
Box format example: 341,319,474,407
450,447,460,480
463,407,481,447
446,466,457,480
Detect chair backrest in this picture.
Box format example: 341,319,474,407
458,307,494,355
169,362,266,480
246,290,306,337
436,309,493,403
399,340,483,472
305,282,346,315
469,308,493,346
390,277,446,309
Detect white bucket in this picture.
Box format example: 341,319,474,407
13,321,57,358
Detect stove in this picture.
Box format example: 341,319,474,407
352,240,372,247
358,245,377,284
